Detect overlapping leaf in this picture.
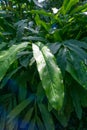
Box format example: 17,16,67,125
57,40,87,89
61,0,79,15
38,103,55,130
0,42,29,82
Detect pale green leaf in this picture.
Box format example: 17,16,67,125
32,42,64,110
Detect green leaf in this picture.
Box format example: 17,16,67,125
59,40,87,89
0,42,29,82
49,43,61,54
7,96,34,123
0,42,7,50
21,107,34,128
70,86,82,119
31,9,53,17
35,14,50,31
61,0,79,15
53,84,73,127
36,116,45,130
0,66,22,88
70,3,87,15
36,82,45,103
57,47,68,76
66,52,87,89
53,29,62,42
38,103,55,130
22,36,47,43
28,118,35,130
16,71,29,102
32,42,64,110
0,108,6,130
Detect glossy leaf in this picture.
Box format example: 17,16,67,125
33,42,64,110
0,42,29,82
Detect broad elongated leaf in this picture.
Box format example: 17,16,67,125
56,40,87,89
66,51,87,89
0,42,29,82
32,42,64,110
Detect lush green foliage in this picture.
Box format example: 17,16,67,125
0,0,87,129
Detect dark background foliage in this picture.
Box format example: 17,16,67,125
0,0,87,130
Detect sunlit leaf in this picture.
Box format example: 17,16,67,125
33,42,64,110
0,42,29,82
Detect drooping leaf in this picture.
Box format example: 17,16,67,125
21,107,34,128
0,66,22,88
70,3,87,15
66,52,87,89
49,42,61,54
28,118,35,130
0,42,29,82
7,96,34,123
35,14,51,31
32,42,64,110
70,86,82,119
57,47,68,76
56,40,87,89
36,116,45,130
16,71,29,102
0,107,6,130
38,103,55,130
31,9,53,17
36,82,45,103
53,84,73,127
